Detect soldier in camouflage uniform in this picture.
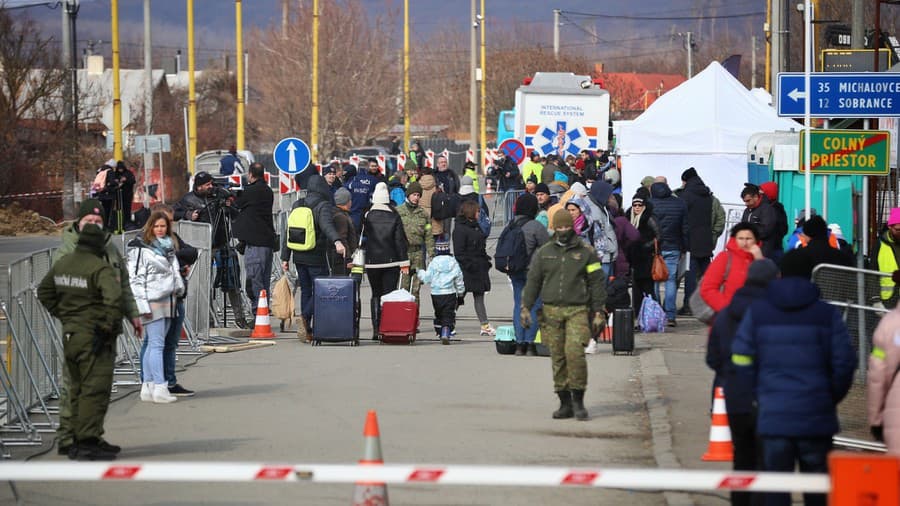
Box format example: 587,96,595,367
522,209,607,421
396,181,434,302
51,199,140,458
38,223,124,460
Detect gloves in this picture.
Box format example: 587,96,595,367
591,311,607,335
456,295,465,307
520,306,532,329
871,425,884,442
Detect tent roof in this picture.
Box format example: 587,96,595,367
616,61,800,155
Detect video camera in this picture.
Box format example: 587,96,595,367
208,177,243,203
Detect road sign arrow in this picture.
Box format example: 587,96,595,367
287,142,298,173
787,88,806,102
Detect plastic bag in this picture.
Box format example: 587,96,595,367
380,288,416,304
270,275,295,321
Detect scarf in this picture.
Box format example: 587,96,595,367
152,236,174,257
629,210,642,229
573,213,586,236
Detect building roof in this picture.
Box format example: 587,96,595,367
599,72,686,111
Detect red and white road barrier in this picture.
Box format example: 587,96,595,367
0,462,830,492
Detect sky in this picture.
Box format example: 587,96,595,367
8,0,766,67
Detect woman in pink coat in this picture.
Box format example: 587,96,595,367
867,308,900,454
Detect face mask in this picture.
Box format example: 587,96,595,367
555,229,575,245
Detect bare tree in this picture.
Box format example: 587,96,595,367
248,0,398,158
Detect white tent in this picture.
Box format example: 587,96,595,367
616,61,801,207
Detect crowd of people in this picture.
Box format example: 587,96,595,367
38,146,900,490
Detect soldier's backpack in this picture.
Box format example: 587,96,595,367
287,191,317,251
494,219,528,274
430,191,457,220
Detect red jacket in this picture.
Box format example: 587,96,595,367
700,237,756,312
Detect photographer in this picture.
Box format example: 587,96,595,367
232,163,276,311
96,160,136,231
174,171,249,328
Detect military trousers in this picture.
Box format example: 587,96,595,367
539,304,590,391
399,250,426,302
58,329,115,444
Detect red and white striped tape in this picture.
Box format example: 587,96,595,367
0,190,64,199
0,463,831,492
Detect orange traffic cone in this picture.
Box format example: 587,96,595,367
702,386,734,461
352,410,389,506
249,290,276,339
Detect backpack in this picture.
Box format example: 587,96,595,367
287,192,317,251
431,191,457,220
637,295,666,333
494,219,529,274
390,187,406,207
477,195,492,237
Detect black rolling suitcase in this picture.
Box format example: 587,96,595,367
312,276,360,346
611,308,634,355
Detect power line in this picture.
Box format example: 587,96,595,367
561,10,765,21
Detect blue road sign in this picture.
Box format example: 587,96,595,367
498,138,526,165
273,137,311,174
778,72,900,118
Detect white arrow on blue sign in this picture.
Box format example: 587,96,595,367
778,72,900,118
273,137,311,174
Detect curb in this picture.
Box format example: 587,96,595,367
640,346,694,506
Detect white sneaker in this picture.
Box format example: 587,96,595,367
152,383,177,404
584,339,599,354
140,382,153,402
480,325,496,336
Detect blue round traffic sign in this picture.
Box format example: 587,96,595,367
273,137,311,174
498,138,526,165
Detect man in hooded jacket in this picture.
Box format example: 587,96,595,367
281,175,346,341
649,181,689,326
678,167,714,315
584,181,620,275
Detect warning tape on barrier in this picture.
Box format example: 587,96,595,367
0,463,831,493
0,190,64,199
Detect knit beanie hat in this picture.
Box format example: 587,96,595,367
514,193,539,219
745,259,779,287
372,182,390,205
334,187,351,206
803,215,828,239
434,238,451,255
641,176,655,188
681,167,698,182
534,183,550,195
553,208,574,230
193,171,213,187
406,181,423,197
759,181,779,202
78,198,104,222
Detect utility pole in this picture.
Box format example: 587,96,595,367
851,0,864,49
143,0,153,207
282,0,289,40
681,32,695,78
311,0,319,162
553,9,560,60
469,0,477,154
187,0,197,174
61,0,79,219
479,0,486,177
769,0,783,105
403,0,410,154
111,0,124,161
235,0,245,151
751,35,757,88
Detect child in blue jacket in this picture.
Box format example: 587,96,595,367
417,239,465,344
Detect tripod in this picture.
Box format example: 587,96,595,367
206,198,250,329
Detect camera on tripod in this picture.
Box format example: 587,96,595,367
208,177,242,204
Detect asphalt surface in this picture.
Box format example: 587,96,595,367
0,230,736,506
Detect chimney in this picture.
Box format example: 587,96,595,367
86,55,104,75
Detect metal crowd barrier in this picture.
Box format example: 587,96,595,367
811,263,890,451
484,189,524,230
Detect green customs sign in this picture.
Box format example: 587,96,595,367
799,129,891,175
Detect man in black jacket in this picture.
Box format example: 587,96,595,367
233,163,277,312
281,175,346,340
740,183,781,260
678,167,714,315
649,180,689,326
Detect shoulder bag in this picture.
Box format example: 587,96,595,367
651,239,669,282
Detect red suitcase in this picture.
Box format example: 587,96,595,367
378,301,419,344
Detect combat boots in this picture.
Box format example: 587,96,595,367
552,390,574,419
526,343,538,356
515,343,527,356
571,389,589,421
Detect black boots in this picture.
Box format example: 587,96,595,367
552,390,574,419
571,389,589,421
371,299,381,340
515,343,527,356
69,438,118,461
526,343,538,356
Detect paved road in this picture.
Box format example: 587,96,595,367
0,231,735,505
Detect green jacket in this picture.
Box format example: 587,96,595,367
522,231,607,313
54,223,140,320
396,201,434,262
711,195,726,245
39,245,123,335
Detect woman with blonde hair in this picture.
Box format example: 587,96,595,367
127,210,184,403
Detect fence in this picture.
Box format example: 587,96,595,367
811,263,890,451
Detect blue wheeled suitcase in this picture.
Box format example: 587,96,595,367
312,277,359,346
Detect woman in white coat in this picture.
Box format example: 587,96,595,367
128,210,184,403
